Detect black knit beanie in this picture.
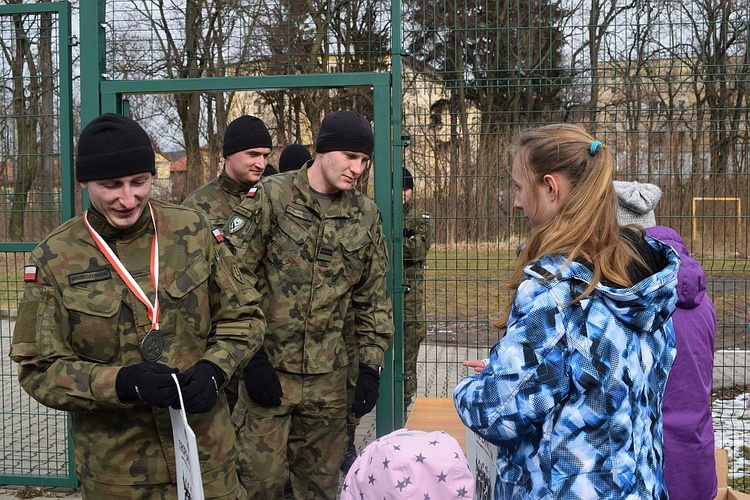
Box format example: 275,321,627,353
315,110,374,156
76,113,155,182
263,164,278,176
403,168,414,190
223,115,273,157
279,144,312,172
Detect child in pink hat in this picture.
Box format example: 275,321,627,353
340,428,474,499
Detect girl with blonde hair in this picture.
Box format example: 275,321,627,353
455,124,680,499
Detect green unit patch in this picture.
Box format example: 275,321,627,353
229,216,246,234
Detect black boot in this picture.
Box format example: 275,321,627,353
339,428,357,473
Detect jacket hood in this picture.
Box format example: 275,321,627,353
526,237,680,333
646,225,705,309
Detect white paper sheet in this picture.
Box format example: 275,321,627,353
169,373,205,500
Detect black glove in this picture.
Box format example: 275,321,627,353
243,347,282,407
351,363,380,418
403,228,415,238
116,362,179,407
176,360,225,413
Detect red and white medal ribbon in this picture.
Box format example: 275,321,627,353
83,203,160,332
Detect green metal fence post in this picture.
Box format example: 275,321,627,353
0,1,77,487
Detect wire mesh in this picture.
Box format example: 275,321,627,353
399,0,750,490
0,5,75,487
0,9,65,243
103,0,393,79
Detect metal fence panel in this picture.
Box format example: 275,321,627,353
400,0,750,490
0,1,76,488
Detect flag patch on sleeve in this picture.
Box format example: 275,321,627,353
24,266,37,282
246,187,258,198
212,228,224,243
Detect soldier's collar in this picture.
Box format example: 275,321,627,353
219,169,254,195
293,167,354,218
86,203,153,240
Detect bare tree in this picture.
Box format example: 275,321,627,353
403,0,568,242
584,0,639,127
665,0,750,175
2,1,57,241
111,0,261,199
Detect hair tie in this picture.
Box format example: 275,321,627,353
589,140,602,156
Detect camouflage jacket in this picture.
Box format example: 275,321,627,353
225,166,394,374
10,199,265,486
403,200,433,271
183,170,255,230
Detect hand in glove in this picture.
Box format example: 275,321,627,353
116,362,179,407
243,346,282,407
176,360,225,413
351,363,380,418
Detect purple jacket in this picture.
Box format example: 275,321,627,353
647,226,717,500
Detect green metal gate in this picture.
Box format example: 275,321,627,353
1,0,406,488
0,1,76,488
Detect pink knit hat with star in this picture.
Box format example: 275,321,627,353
340,428,474,500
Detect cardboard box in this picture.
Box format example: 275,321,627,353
404,397,467,451
715,449,750,500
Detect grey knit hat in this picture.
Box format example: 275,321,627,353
614,180,662,228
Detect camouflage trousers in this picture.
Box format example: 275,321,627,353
233,367,348,499
78,462,240,499
403,276,426,402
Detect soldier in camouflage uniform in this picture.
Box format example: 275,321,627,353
401,168,434,413
225,110,394,499
339,169,434,474
10,114,265,499
183,115,273,231
182,114,272,412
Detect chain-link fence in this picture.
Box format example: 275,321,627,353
398,0,750,490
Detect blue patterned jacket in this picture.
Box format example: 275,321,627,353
454,237,680,499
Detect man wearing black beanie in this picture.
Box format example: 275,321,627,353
225,110,394,499
183,114,272,231
278,143,312,172
183,114,272,412
11,113,265,498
